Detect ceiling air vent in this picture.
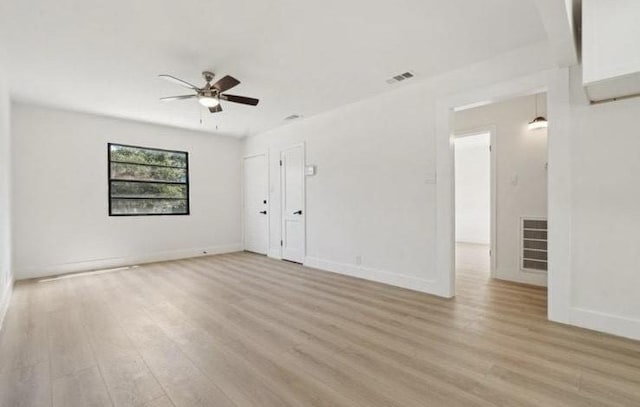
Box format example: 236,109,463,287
521,217,548,272
386,71,415,85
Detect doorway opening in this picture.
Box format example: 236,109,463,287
453,93,549,294
454,131,493,281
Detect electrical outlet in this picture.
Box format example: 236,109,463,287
355,256,362,266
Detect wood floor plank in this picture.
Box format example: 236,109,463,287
122,258,572,407
162,255,636,404
133,278,443,407
72,277,166,407
52,366,113,407
2,245,640,406
96,291,237,407
0,361,51,407
46,295,96,379
211,254,640,391
140,396,175,407
112,269,369,407
177,264,596,406
0,283,49,376
99,273,296,407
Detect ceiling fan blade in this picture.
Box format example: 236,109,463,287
160,95,197,102
220,94,259,106
212,75,240,92
209,104,223,113
158,74,200,90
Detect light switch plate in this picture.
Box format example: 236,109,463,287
305,165,316,176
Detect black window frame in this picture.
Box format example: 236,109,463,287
108,143,190,217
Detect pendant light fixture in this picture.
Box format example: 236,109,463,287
528,93,548,130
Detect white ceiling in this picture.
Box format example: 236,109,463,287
0,0,548,137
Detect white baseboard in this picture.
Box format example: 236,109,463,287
15,243,243,280
456,239,490,245
565,307,640,341
0,275,14,332
303,256,446,297
495,268,548,287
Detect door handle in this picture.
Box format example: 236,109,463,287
259,211,267,215
293,210,303,215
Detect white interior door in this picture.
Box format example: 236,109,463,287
281,145,305,263
243,154,268,255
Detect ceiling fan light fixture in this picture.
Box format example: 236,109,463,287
198,95,220,108
528,116,548,130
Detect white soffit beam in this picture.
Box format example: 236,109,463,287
533,0,580,67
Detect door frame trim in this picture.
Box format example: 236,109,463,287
435,68,571,321
242,152,270,254
279,142,306,262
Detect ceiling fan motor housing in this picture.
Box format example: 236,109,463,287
202,71,215,84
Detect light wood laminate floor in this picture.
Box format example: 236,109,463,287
1,246,640,406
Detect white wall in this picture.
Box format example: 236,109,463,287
567,65,640,335
582,0,640,84
11,103,243,279
582,0,640,101
244,40,640,339
454,133,490,245
245,91,437,291
0,53,13,327
244,41,556,294
455,95,548,286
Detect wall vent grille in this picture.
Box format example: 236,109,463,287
521,217,548,272
386,71,415,84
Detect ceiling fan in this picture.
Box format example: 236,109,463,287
159,71,259,113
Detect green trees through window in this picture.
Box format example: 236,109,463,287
108,144,189,216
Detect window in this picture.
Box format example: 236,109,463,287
108,143,189,216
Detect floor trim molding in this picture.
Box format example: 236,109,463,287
15,244,243,280
569,306,640,341
495,267,548,287
303,256,443,296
